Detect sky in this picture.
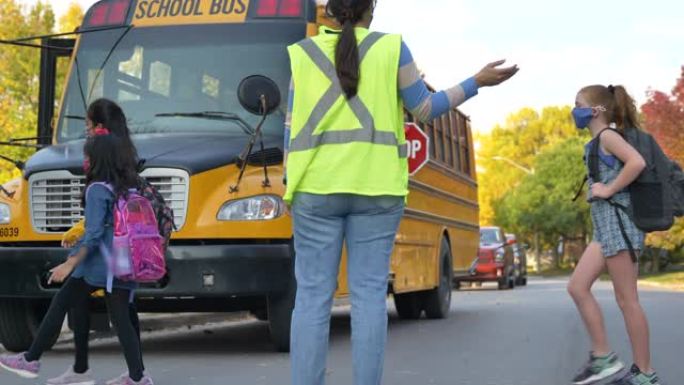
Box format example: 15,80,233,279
21,0,684,133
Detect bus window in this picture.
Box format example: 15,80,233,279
87,69,104,100
425,121,437,160
441,113,453,168
451,112,472,176
462,119,473,175
203,74,220,99
119,46,143,79
433,118,445,163
450,110,462,173
57,23,298,142
149,61,172,97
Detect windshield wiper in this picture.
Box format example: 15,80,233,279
63,115,86,121
154,112,254,135
0,140,44,149
0,154,25,171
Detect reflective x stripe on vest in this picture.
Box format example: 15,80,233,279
289,32,408,158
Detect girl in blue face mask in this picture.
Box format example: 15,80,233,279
567,85,662,385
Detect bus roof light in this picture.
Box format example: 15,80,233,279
88,2,110,26
257,0,279,17
85,0,130,27
108,0,129,24
278,0,302,16
255,0,302,18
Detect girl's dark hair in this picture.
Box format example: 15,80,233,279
326,0,375,99
83,134,139,201
87,98,139,164
580,85,641,131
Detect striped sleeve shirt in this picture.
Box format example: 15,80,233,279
284,40,479,151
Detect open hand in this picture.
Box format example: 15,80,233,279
591,182,615,200
475,60,519,87
48,261,75,284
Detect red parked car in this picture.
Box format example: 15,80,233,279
456,227,516,290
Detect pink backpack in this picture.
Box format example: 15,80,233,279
87,183,167,291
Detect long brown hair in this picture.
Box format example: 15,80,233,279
325,0,375,99
580,84,641,131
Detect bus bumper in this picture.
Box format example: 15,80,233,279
0,243,293,299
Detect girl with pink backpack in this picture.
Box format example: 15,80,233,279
0,133,155,385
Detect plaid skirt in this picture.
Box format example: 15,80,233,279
590,192,645,259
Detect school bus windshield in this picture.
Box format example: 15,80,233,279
57,22,303,142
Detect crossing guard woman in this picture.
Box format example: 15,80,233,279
285,1,519,384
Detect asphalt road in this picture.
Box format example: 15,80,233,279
1,277,682,385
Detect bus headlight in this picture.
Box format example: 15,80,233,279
495,249,505,262
0,203,10,224
217,195,283,221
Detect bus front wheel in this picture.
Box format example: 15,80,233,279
0,299,59,352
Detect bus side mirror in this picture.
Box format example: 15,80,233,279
237,75,281,116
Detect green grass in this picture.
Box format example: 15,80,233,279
529,267,574,277
639,271,684,289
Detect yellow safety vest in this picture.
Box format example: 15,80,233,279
284,26,408,203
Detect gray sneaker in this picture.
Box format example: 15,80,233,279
609,364,662,385
106,371,148,385
122,375,154,385
46,367,95,385
106,372,128,385
572,352,625,385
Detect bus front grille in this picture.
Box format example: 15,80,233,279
29,169,190,234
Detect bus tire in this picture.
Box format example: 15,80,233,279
251,308,268,321
393,292,422,320
423,238,453,319
267,290,294,353
0,299,59,352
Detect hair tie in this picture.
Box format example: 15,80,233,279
93,127,110,136
607,85,615,94
340,9,354,21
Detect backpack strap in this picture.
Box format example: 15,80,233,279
609,201,638,263
572,175,588,202
85,182,114,200
588,128,618,182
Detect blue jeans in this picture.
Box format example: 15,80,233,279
290,193,405,385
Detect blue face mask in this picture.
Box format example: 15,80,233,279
572,107,594,129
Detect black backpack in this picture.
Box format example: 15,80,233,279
580,127,684,260
589,127,684,229
136,176,176,251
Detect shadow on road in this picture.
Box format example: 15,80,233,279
47,297,487,357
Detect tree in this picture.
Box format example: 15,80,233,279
59,2,84,33
641,66,684,254
0,1,83,183
477,106,581,225
642,66,684,166
0,0,56,181
494,137,590,268
477,105,587,269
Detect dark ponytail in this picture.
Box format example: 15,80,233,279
611,85,641,130
326,0,375,99
87,98,140,167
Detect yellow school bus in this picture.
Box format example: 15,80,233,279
0,0,478,352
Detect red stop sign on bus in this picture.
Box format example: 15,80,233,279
404,122,430,175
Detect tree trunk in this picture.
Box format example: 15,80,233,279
534,232,541,272
552,241,560,269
